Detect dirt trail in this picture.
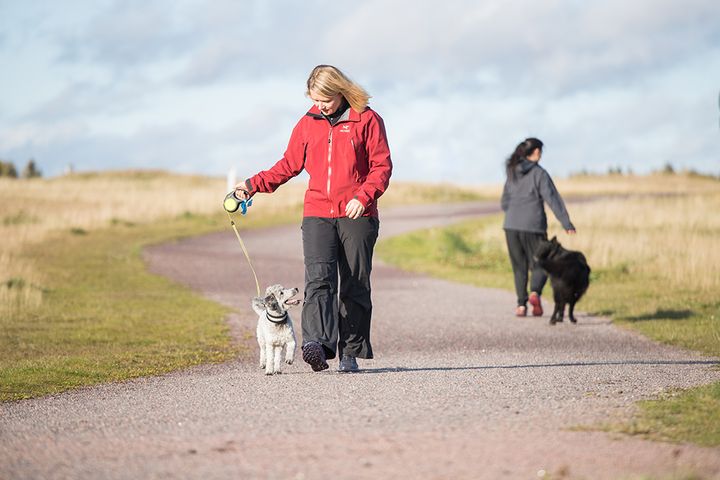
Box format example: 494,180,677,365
1,201,719,480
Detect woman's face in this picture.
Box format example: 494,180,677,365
309,90,343,116
527,148,542,162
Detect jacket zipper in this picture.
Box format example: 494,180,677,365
327,127,333,216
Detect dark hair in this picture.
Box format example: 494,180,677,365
506,137,543,180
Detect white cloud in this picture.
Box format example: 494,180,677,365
56,0,197,67
335,0,719,94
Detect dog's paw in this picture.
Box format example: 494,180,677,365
264,370,274,375
285,358,293,365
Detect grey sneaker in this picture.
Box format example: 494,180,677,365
338,355,359,373
302,341,328,372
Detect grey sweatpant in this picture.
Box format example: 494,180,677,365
504,229,548,306
301,216,379,360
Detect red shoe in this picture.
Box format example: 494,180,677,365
529,292,543,317
515,305,527,317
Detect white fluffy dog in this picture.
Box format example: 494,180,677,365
252,284,301,375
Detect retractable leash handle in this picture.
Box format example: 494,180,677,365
223,191,261,297
223,191,253,215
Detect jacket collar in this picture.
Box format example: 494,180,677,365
306,104,362,123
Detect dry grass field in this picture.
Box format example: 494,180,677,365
555,173,720,295
0,172,487,316
3,170,716,313
549,192,720,292
0,172,304,315
387,172,720,296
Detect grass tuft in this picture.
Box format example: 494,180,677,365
2,211,39,226
5,277,26,290
608,383,720,447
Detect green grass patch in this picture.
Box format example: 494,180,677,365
375,213,720,446
608,382,720,447
376,216,514,290
0,208,301,402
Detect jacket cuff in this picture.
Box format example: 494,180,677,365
245,178,255,197
354,192,371,208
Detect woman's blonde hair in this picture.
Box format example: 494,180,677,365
306,65,371,113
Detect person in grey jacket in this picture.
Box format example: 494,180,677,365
501,138,576,317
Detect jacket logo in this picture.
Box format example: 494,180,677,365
339,124,351,133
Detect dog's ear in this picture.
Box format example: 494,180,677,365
264,294,281,312
251,296,266,315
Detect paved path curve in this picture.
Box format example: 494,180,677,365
2,202,719,480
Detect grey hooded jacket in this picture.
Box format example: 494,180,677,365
501,159,574,233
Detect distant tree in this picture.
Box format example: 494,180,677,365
22,159,42,178
662,163,675,174
569,168,591,178
0,160,18,178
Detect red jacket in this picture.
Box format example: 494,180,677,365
247,105,392,218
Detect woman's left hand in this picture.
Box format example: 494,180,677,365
345,199,365,219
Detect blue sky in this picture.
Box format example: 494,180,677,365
1,0,719,184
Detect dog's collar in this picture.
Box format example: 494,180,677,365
266,311,288,324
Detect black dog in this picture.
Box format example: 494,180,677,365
534,236,591,325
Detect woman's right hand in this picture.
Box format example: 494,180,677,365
234,182,250,200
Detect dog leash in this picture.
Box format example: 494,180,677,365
224,194,261,298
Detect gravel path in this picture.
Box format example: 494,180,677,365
2,201,719,480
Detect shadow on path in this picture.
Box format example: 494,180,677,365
352,359,720,375
624,309,695,322
272,359,719,376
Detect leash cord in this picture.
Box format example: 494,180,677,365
225,211,261,297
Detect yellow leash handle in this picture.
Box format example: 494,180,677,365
226,211,261,297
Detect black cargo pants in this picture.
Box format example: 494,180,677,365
301,216,379,360
504,229,548,306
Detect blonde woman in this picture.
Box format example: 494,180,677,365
235,65,392,372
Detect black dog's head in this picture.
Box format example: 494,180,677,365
534,236,563,263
